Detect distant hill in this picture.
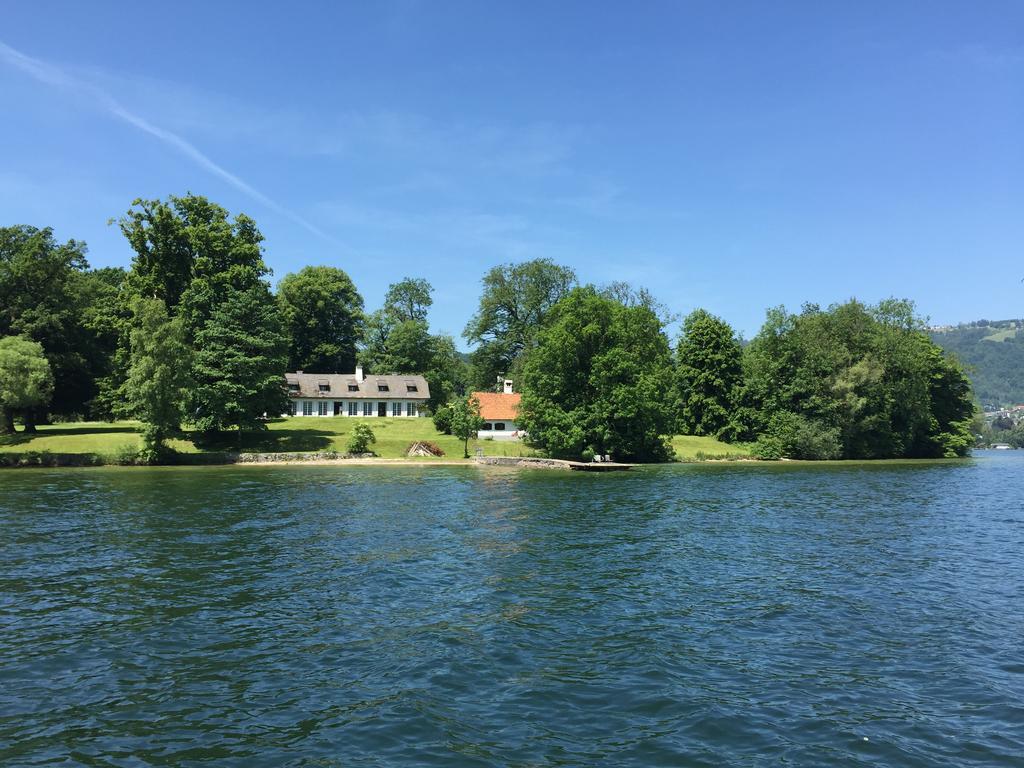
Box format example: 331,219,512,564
930,320,1024,407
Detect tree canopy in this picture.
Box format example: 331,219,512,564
518,287,676,462
0,225,114,417
464,258,576,389
125,298,191,456
190,282,289,434
383,277,433,324
0,336,54,433
742,300,974,459
117,194,287,437
675,309,744,440
278,265,363,373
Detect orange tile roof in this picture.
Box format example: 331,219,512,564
471,391,521,421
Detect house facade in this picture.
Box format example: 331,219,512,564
473,380,522,439
286,366,430,417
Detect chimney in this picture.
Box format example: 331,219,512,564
503,379,514,394
355,364,364,382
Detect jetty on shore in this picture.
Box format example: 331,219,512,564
474,456,634,472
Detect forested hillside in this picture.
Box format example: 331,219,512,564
930,320,1024,407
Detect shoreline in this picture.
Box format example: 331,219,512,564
0,451,980,470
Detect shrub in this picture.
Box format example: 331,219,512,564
432,404,453,435
751,436,783,460
113,443,142,465
765,412,841,460
347,422,376,455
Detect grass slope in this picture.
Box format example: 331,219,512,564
1,419,750,462
0,418,541,460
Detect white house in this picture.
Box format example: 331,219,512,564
473,380,523,439
285,366,430,417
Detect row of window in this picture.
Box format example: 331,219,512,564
289,381,421,394
480,422,509,431
292,401,419,417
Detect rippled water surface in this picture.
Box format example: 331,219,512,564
2,453,1023,766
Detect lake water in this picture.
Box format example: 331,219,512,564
2,453,1023,766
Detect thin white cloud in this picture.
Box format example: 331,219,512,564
0,40,333,241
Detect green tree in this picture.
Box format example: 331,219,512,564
423,333,469,411
518,287,676,462
742,299,975,459
118,195,271,350
76,267,130,418
449,395,484,458
675,309,744,439
117,195,289,438
125,298,191,457
0,225,104,418
360,277,439,376
360,314,434,374
464,259,577,388
0,336,54,434
277,265,364,372
190,283,289,436
383,277,433,324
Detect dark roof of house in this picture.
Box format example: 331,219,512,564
285,372,430,400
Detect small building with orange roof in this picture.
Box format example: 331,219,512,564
471,379,523,439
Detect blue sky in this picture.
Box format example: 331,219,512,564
2,2,1021,343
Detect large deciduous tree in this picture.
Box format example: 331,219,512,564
125,298,191,456
383,277,433,324
0,225,109,418
359,277,467,410
742,299,974,459
117,195,289,436
277,266,364,372
118,195,270,338
360,313,434,374
675,309,744,440
464,259,576,388
423,333,468,411
518,287,676,462
0,336,54,434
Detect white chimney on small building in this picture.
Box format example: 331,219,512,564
503,379,514,394
355,364,365,382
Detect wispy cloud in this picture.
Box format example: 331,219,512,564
0,40,333,241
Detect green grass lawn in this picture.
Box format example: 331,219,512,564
0,418,540,460
669,434,752,460
0,418,750,462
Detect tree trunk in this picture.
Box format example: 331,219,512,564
23,409,37,434
0,408,13,435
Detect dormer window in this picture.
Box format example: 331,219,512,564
287,381,299,393
377,381,390,392
318,380,330,393
406,380,418,392
347,383,359,392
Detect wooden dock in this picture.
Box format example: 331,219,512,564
474,457,635,472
